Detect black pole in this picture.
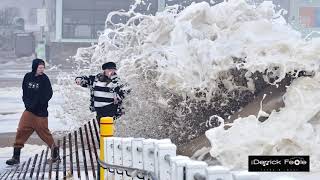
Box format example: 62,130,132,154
55,140,61,180
36,150,45,179
68,133,74,176
74,130,81,179
79,127,89,180
23,157,32,179
84,124,96,178
29,153,39,178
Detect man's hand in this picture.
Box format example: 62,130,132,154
114,97,119,104
75,78,81,85
114,93,120,104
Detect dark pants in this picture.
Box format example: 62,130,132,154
96,103,118,125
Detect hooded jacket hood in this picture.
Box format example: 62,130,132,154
32,59,45,72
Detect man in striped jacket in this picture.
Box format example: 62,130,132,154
75,62,126,123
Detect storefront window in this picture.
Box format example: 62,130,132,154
62,0,158,39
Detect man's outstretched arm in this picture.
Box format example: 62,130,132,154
75,75,95,88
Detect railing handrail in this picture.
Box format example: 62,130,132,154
98,159,158,180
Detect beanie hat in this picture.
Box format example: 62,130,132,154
102,62,116,70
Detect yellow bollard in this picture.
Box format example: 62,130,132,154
100,117,114,180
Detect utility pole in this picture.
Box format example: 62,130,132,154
35,0,47,60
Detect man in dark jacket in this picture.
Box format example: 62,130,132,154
75,62,127,123
6,59,59,165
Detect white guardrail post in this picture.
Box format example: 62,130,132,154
154,139,172,178
132,138,145,180
156,143,176,180
122,137,134,180
105,137,115,179
170,156,190,180
113,137,123,180
186,160,208,180
143,139,157,180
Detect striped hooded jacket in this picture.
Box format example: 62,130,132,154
76,73,126,117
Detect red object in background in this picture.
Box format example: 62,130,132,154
299,7,315,28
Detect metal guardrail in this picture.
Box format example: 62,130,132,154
98,159,158,180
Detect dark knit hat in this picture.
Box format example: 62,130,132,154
32,58,45,72
102,62,116,70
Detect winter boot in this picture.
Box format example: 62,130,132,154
6,147,21,165
51,146,60,163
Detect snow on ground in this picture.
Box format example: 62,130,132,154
0,144,46,174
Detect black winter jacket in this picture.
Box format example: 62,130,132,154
22,59,53,117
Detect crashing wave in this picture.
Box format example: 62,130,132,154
57,0,320,170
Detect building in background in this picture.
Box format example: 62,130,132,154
0,0,43,57
46,0,159,64
52,0,158,42
1,0,319,62
53,0,220,43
